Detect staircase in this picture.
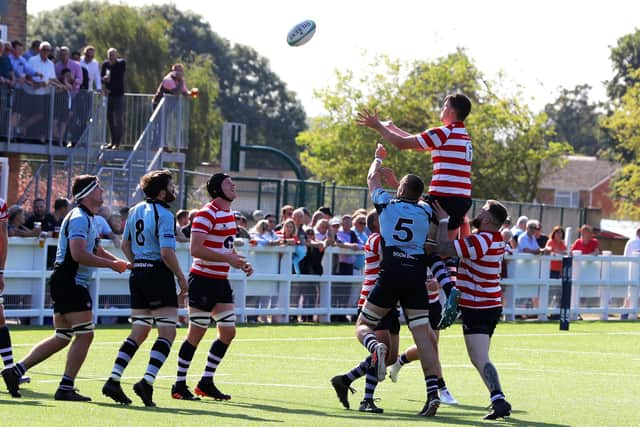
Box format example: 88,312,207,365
94,95,188,207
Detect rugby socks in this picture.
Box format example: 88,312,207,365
344,355,371,382
437,377,447,389
176,340,196,385
490,390,506,402
0,326,14,368
110,338,139,381
398,352,411,365
362,333,379,353
202,339,228,379
58,374,75,391
363,363,379,400
431,259,454,296
143,337,172,385
426,375,439,399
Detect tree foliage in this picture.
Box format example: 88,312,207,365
544,84,607,156
606,29,640,101
602,70,640,218
298,51,572,202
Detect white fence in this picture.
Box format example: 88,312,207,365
3,238,639,325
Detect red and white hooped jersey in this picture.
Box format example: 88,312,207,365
190,201,237,279
453,231,505,309
358,233,382,309
416,122,472,198
0,199,7,222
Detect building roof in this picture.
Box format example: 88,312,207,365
539,156,620,191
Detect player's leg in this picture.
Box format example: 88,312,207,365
356,299,391,382
461,307,511,419
404,307,441,417
172,273,212,400
195,302,235,400
0,302,30,386
1,311,73,398
54,309,95,401
102,308,151,405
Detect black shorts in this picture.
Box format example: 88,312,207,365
460,307,502,336
367,254,429,311
130,260,178,310
429,300,442,330
358,307,401,334
188,273,234,312
426,195,472,230
48,265,93,315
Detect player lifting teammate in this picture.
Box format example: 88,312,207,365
102,170,188,407
171,173,253,401
2,176,129,401
355,144,443,417
430,199,513,420
331,209,399,413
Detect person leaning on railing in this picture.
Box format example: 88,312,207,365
7,205,39,238
544,226,568,278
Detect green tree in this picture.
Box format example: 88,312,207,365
602,70,640,218
28,0,102,49
606,29,640,101
544,85,606,156
298,51,571,202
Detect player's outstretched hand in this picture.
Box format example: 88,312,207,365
431,200,449,222
438,287,461,330
356,108,381,130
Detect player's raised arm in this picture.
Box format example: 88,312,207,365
367,143,387,195
357,108,422,150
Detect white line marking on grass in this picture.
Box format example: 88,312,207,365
500,367,640,378
505,347,638,357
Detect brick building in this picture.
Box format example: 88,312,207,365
0,0,27,43
537,155,620,217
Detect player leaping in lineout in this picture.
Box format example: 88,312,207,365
357,94,473,296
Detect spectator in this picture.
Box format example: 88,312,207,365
107,213,122,235
265,213,277,234
249,219,279,246
0,41,15,87
352,213,369,273
545,226,567,279
9,40,40,89
50,67,76,145
516,220,542,254
7,205,38,237
24,42,57,139
511,215,528,243
328,216,341,241
317,206,333,219
501,229,515,255
52,197,70,226
94,206,121,248
310,211,325,228
79,45,101,92
119,206,130,231
292,208,308,244
570,224,600,255
70,51,88,89
275,204,294,231
174,208,190,242
151,63,192,110
54,46,82,90
351,208,368,219
252,209,265,222
24,198,56,232
101,47,126,149
22,40,41,60
335,214,364,275
180,208,198,239
235,213,250,239
536,225,549,248
623,227,640,256
501,216,512,231
276,218,306,274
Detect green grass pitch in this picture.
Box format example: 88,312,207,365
1,321,639,426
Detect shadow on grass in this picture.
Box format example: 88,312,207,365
0,387,56,405
92,401,278,422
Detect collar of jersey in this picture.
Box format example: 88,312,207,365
77,203,94,216
145,198,170,209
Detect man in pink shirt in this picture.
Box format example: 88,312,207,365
54,47,82,91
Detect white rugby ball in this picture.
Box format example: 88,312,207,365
287,19,316,47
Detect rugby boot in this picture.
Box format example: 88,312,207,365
102,378,132,405
371,343,387,382
359,398,384,413
133,379,156,407
484,398,512,420
1,367,21,397
194,378,231,400
54,388,91,402
388,360,402,383
330,375,356,409
419,395,440,417
171,383,201,401
439,387,459,405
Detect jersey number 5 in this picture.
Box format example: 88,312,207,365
393,218,413,242
135,219,145,246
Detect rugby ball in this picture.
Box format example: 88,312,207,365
287,19,316,47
